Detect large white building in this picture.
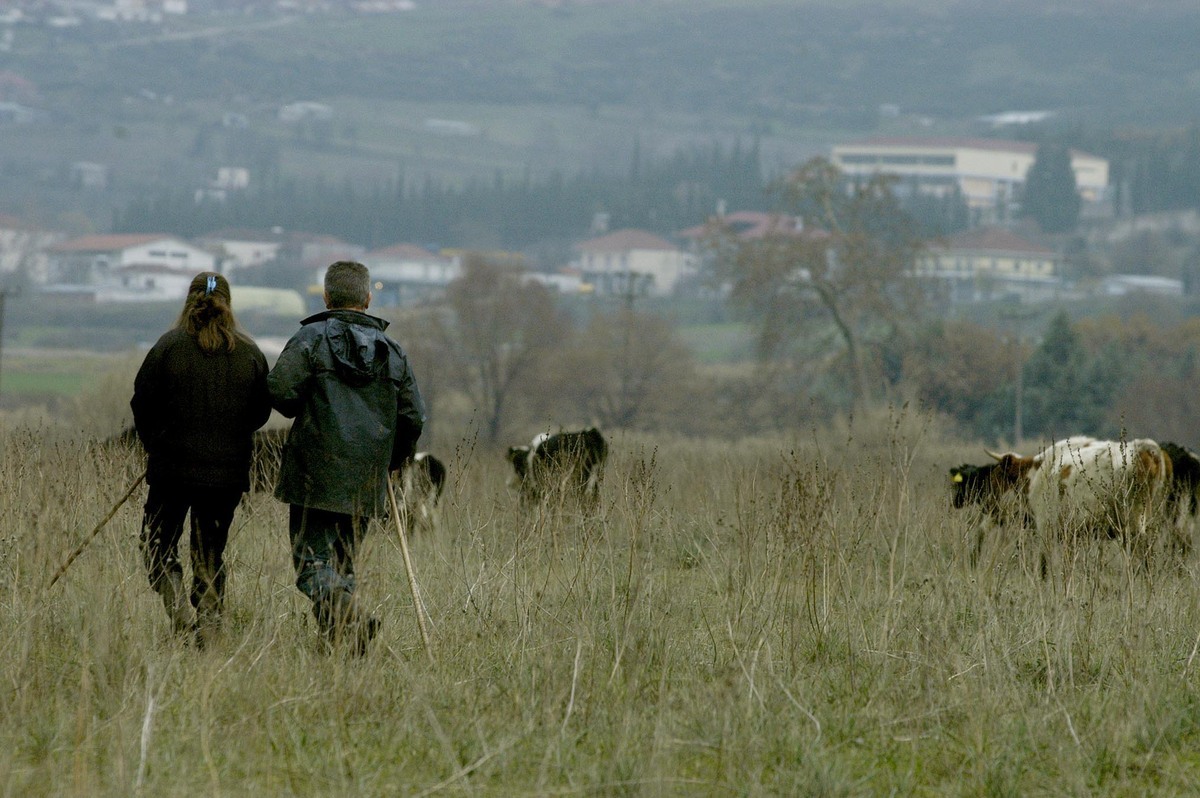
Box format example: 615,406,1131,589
831,137,1109,224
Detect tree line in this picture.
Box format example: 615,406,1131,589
386,159,1200,451
112,142,768,253
394,253,1200,450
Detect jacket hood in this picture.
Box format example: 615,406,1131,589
307,311,392,385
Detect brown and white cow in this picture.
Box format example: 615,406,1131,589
948,437,1094,565
1024,437,1172,572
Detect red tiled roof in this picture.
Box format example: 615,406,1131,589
114,263,195,275
0,213,37,230
576,229,678,253
940,227,1056,255
367,243,446,261
48,233,176,252
678,211,804,240
198,228,288,243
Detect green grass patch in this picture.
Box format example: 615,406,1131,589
0,353,130,399
678,321,756,362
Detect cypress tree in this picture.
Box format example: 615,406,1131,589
1021,143,1081,234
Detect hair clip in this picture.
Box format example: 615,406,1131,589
205,275,218,295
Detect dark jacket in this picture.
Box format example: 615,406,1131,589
131,328,272,491
267,309,425,517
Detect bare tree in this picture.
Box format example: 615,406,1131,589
714,157,926,408
539,308,697,431
435,255,568,443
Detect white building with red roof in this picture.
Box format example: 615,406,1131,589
361,243,461,307
44,233,216,301
571,229,697,297
915,227,1062,303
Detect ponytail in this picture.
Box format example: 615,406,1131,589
176,272,241,353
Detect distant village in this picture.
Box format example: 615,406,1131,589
0,0,419,28
2,135,1197,318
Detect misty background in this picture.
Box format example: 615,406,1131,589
3,0,1200,446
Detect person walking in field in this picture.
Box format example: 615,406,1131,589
131,272,272,646
268,260,425,654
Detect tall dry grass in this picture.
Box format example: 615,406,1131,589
3,406,1200,795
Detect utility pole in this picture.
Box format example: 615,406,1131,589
999,305,1041,447
0,287,6,405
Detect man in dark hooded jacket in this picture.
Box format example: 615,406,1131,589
268,260,425,653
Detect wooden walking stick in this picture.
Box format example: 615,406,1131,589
387,474,434,663
47,469,147,589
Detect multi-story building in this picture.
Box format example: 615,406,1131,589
914,227,1062,303
831,137,1109,224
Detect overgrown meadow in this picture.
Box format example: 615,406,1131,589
4,406,1200,796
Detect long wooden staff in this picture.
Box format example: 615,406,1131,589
47,469,147,589
386,475,434,663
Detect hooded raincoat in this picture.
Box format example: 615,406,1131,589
268,309,425,517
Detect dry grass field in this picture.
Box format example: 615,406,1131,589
4,406,1200,795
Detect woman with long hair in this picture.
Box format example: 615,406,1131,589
131,272,272,646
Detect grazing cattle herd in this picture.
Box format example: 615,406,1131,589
109,424,607,524
951,435,1200,573
107,418,1200,573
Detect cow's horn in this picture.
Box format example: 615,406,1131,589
984,448,1005,461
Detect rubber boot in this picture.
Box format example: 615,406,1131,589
159,572,195,640
314,591,379,656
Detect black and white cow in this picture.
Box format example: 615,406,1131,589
395,451,448,531
507,427,607,505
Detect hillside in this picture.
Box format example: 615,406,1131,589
1,0,1199,225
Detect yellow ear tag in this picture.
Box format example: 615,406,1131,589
952,473,963,482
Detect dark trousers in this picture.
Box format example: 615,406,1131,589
288,504,369,606
141,482,243,621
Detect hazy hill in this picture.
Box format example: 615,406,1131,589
1,0,1199,225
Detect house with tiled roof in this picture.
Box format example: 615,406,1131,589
571,229,697,297
195,228,287,273
361,243,461,307
44,234,216,301
915,227,1062,303
677,210,805,242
